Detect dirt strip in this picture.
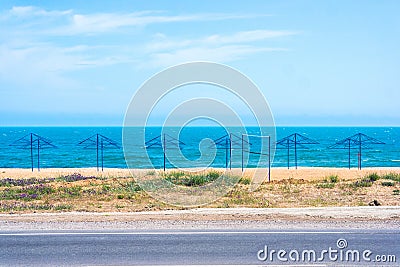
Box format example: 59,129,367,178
0,207,399,230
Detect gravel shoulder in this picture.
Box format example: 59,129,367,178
1,206,399,231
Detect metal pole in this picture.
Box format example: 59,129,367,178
241,134,244,172
225,137,228,169
101,139,104,171
287,138,290,169
348,139,351,169
30,133,33,172
163,133,166,171
37,137,40,172
229,133,232,170
294,134,297,169
96,134,99,171
359,134,362,170
268,136,271,182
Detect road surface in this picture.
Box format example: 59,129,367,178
0,229,398,266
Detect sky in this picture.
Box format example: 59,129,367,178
0,0,399,126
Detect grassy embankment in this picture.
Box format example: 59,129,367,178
0,171,399,213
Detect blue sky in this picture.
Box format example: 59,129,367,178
0,0,399,126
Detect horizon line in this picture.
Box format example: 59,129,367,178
1,125,399,127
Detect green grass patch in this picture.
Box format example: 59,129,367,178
56,173,97,182
350,173,384,189
163,170,222,186
0,184,55,201
382,173,400,182
239,177,251,185
58,186,82,198
317,175,339,189
279,183,301,194
317,182,335,189
0,203,72,212
54,204,73,211
381,181,395,187
326,175,339,183
351,180,373,188
102,184,111,192
124,181,142,193
366,173,380,182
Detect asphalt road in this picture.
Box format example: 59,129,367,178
0,230,398,266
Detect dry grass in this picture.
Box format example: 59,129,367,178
0,168,399,213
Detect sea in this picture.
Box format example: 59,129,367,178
0,127,399,169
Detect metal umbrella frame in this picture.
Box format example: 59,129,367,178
145,133,186,171
9,133,57,172
328,133,385,169
78,134,120,171
275,133,319,169
212,133,249,169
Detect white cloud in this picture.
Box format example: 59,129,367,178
64,12,269,35
9,6,36,16
145,45,288,68
204,30,298,44
0,44,81,89
0,40,134,83
8,5,72,18
147,30,298,51
0,42,130,95
0,5,296,87
143,30,295,67
3,6,269,35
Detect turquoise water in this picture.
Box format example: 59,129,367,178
0,127,399,169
